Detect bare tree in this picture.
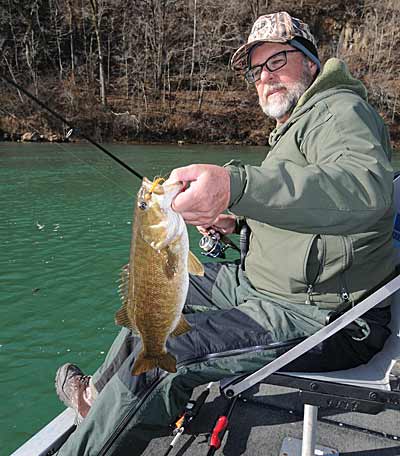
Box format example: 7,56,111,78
89,0,107,105
189,0,197,91
65,0,79,80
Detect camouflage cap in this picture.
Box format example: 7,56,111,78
231,12,318,71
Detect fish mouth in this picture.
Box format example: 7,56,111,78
163,180,184,191
143,177,183,195
162,181,185,202
141,177,184,214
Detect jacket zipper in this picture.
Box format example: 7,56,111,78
339,274,350,303
305,284,314,305
97,337,306,455
177,336,306,367
339,236,353,304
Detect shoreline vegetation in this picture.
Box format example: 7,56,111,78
0,0,399,149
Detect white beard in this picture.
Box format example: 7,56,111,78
259,64,314,121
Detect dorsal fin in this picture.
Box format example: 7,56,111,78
117,264,130,305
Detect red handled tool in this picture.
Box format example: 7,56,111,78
206,396,239,456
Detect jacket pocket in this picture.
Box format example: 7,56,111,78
303,234,354,306
303,234,324,304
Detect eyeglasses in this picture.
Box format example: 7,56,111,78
244,50,302,84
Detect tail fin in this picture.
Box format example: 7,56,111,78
132,350,177,376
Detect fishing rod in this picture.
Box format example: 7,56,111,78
0,73,144,181
2,72,241,258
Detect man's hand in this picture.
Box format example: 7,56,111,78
197,214,237,236
167,164,231,226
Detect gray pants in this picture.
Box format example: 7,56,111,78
57,262,390,455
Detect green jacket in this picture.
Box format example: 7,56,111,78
226,58,395,310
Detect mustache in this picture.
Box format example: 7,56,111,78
262,83,286,96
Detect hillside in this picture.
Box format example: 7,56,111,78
0,0,398,148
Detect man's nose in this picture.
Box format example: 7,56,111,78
260,65,276,83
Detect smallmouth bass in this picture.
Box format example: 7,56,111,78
115,177,204,375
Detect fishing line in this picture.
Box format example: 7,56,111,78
0,73,144,181
0,93,135,197
45,140,135,198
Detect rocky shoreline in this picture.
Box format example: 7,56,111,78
2,117,398,151
1,89,398,149
0,130,69,143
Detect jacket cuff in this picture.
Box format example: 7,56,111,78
224,160,247,208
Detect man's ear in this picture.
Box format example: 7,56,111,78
307,60,319,78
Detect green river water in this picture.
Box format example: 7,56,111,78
1,142,399,454
0,142,265,453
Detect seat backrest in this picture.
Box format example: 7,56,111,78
387,175,400,361
392,175,400,260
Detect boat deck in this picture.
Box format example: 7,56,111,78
142,382,400,456
11,381,400,456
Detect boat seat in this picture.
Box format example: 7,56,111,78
281,288,400,391
219,175,400,456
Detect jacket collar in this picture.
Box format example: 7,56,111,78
269,58,368,147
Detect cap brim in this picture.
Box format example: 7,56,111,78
230,38,287,71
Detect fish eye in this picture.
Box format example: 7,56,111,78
138,201,148,210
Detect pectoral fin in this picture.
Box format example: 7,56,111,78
188,251,204,276
171,315,192,337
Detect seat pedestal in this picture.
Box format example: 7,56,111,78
279,404,339,456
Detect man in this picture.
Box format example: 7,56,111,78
55,12,394,455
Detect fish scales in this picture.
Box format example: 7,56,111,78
115,177,204,375
132,229,188,354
